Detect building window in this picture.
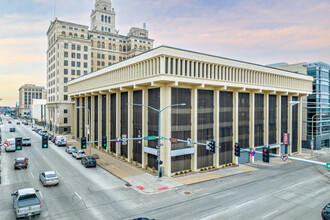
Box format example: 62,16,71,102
84,62,87,68
77,53,81,59
108,62,111,66
64,43,68,49
97,61,100,66
71,53,75,58
64,109,68,113
108,55,111,60
64,69,68,74
77,70,81,75
71,61,75,67
64,86,68,92
113,56,115,60
102,61,104,66
97,53,100,59
101,15,104,22
64,118,68,123
84,54,88,60
71,69,75,75
64,60,68,66
84,46,88,51
64,95,68,101
102,54,105,59
77,45,81,51
64,52,68,57
72,44,76,50
77,62,81,67
64,77,68,83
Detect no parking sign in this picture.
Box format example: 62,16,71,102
249,147,255,156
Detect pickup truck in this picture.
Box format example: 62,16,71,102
11,188,42,218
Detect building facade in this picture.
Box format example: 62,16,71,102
307,62,330,149
18,84,46,118
46,0,154,134
68,46,313,176
31,99,47,126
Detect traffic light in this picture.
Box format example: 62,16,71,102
234,143,241,157
262,146,270,163
15,137,22,150
42,135,48,148
102,136,107,149
81,137,87,149
210,141,216,153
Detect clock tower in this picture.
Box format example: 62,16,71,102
90,0,116,34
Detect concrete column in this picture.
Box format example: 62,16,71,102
98,94,102,149
173,58,176,75
91,96,95,143
160,85,171,176
288,95,293,155
128,90,133,162
214,89,220,168
73,99,77,138
264,94,269,146
116,92,121,156
142,88,148,168
106,93,111,153
298,95,303,153
276,94,282,155
250,92,255,162
191,88,198,171
233,91,239,164
160,56,165,74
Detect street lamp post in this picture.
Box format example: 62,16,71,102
128,102,186,180
76,106,91,156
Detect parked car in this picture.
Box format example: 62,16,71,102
55,136,67,146
8,121,11,124
65,146,77,154
322,202,330,220
11,188,42,218
14,157,29,169
32,127,37,132
51,136,56,143
81,156,97,168
72,150,86,159
48,134,53,140
22,137,31,146
39,171,59,186
10,127,15,132
5,138,16,152
35,128,41,133
16,122,20,125
23,122,29,125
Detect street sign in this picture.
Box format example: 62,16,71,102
187,138,192,146
170,138,178,143
326,163,330,170
281,153,289,162
3,141,9,148
249,148,255,156
283,133,289,145
122,134,127,145
144,136,156,140
116,137,121,143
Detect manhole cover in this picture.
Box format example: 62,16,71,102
183,191,191,195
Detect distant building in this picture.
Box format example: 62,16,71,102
18,84,46,117
31,99,47,126
46,0,154,134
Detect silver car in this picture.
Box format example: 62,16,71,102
22,137,31,146
39,171,59,186
65,146,77,154
72,150,86,159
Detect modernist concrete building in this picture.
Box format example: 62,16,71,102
46,0,154,134
68,46,313,176
18,84,46,117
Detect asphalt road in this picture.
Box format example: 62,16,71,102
0,114,329,220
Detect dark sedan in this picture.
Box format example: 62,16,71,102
322,203,330,220
81,156,97,168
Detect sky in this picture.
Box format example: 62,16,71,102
0,0,329,107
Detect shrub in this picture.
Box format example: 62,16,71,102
212,166,215,169
135,161,138,166
180,171,184,174
184,171,188,174
222,165,225,168
189,169,192,172
232,163,236,166
175,172,179,175
152,167,156,173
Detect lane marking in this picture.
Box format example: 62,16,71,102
213,192,232,200
75,191,82,200
30,172,34,178
137,186,145,190
236,199,255,208
158,187,169,191
262,210,278,219
39,191,44,199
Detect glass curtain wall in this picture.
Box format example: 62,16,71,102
110,94,116,153
102,95,106,137
281,96,288,141
171,88,191,172
219,91,233,165
255,94,264,146
94,96,98,141
292,96,298,152
133,91,142,163
238,93,250,149
269,95,277,144
148,88,160,169
77,98,80,138
197,90,214,169
121,92,128,158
